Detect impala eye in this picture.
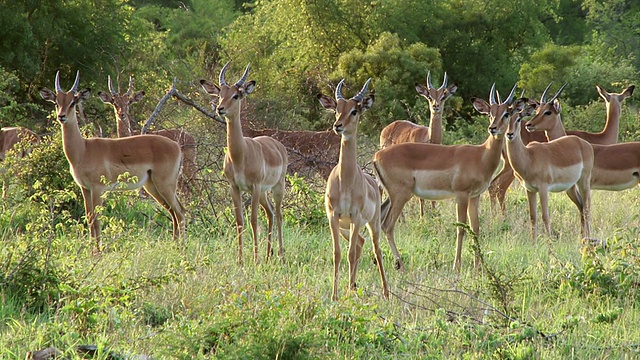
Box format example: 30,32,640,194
351,109,357,116
232,94,239,100
544,110,552,115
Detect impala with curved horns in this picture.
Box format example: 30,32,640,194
489,83,634,214
98,75,198,197
40,71,186,251
374,83,518,272
200,62,288,265
379,71,457,216
525,83,640,200
318,78,389,300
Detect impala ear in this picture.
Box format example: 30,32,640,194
415,83,429,97
241,80,256,95
199,79,221,96
444,84,458,99
552,99,562,114
359,94,375,111
75,88,91,102
131,90,145,103
317,93,337,111
39,87,56,103
97,91,114,104
471,97,490,115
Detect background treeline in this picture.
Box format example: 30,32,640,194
1,0,638,138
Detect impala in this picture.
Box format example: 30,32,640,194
505,97,594,240
318,78,389,300
374,84,517,272
525,84,640,194
200,63,288,265
0,126,40,161
379,72,457,216
98,75,198,196
40,71,185,251
489,84,634,214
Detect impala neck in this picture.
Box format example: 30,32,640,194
600,98,621,143
225,107,248,164
114,108,133,137
61,106,87,165
506,133,529,173
428,111,443,144
337,131,359,183
544,113,568,141
482,132,505,172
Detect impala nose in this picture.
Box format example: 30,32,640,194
217,106,226,116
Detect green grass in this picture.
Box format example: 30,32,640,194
1,184,640,359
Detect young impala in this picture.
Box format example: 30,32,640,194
374,84,517,272
318,78,389,301
40,71,185,251
379,72,457,216
489,84,634,214
200,63,288,265
505,95,594,240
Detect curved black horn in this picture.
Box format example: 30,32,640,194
489,83,497,105
335,79,346,100
548,83,567,103
108,75,117,95
70,71,80,93
540,82,553,103
427,71,434,90
439,72,448,90
126,75,134,96
234,63,251,87
353,78,371,102
219,61,230,86
55,71,63,93
504,84,518,105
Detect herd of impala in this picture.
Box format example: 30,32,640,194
0,65,634,300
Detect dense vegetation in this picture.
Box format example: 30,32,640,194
1,0,639,358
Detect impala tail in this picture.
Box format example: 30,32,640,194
373,160,392,224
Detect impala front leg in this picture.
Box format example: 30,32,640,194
329,212,342,301
526,190,538,240
229,184,244,265
250,185,261,263
81,187,102,252
539,188,552,237
259,191,275,260
454,195,470,272
468,196,481,269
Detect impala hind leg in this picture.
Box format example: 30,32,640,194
272,177,286,259
367,220,390,299
380,195,410,271
347,221,365,294
249,185,262,263
489,163,515,215
144,179,185,243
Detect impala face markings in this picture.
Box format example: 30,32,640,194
200,62,288,265
40,71,185,251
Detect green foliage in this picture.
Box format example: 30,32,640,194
0,67,40,127
558,226,640,303
284,174,325,228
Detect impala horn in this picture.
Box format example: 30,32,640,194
439,72,448,90
353,78,372,102
489,83,497,105
70,71,80,93
219,61,230,86
234,63,251,88
126,75,134,96
335,79,346,100
427,71,434,90
540,82,553,103
108,75,117,95
504,83,518,105
55,71,63,93
548,83,567,103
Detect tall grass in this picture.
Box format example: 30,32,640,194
1,179,639,359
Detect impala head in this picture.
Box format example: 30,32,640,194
596,83,635,105
471,83,517,138
505,98,537,142
39,71,91,124
98,75,145,120
415,71,458,114
524,82,566,132
199,62,255,119
317,78,374,138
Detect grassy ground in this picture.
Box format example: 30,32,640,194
1,182,640,359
